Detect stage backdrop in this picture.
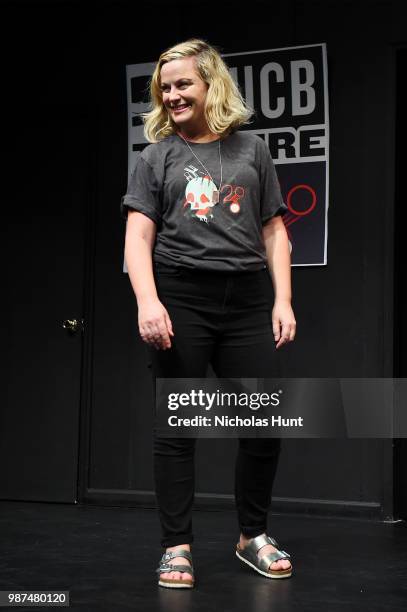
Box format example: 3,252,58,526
123,43,329,269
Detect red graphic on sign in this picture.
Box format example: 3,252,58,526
282,184,317,245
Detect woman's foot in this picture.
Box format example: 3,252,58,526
160,544,193,583
239,533,292,572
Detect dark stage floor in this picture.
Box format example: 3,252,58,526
0,501,406,611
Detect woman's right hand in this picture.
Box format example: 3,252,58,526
138,297,174,350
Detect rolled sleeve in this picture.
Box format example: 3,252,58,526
120,154,162,223
258,140,288,224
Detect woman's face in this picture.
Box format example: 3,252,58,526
160,56,209,133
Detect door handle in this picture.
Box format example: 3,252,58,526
62,318,84,333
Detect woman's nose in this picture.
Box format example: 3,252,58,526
168,87,181,102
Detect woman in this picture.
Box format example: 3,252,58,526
121,38,296,589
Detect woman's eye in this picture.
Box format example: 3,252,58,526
161,82,190,93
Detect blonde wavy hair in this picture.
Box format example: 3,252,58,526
142,38,253,143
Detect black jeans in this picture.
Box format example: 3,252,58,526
148,263,282,548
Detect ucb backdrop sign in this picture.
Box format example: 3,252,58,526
125,43,329,267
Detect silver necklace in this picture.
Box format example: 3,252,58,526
178,132,223,195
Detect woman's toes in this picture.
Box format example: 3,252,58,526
161,571,182,580
270,559,291,571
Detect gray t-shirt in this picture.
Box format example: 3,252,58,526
120,131,288,272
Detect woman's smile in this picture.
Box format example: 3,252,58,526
171,104,192,114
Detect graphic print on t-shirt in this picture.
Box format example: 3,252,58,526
183,164,245,224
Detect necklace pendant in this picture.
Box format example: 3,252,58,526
179,133,223,208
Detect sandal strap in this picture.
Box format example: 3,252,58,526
159,550,193,564
251,533,280,553
156,550,194,576
239,534,290,569
156,563,194,576
258,549,291,572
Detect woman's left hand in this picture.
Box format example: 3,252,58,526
272,299,296,349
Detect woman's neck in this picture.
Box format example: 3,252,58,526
176,127,220,143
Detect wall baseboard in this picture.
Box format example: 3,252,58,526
84,488,385,520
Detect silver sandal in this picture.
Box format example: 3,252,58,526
156,549,195,589
236,533,292,579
